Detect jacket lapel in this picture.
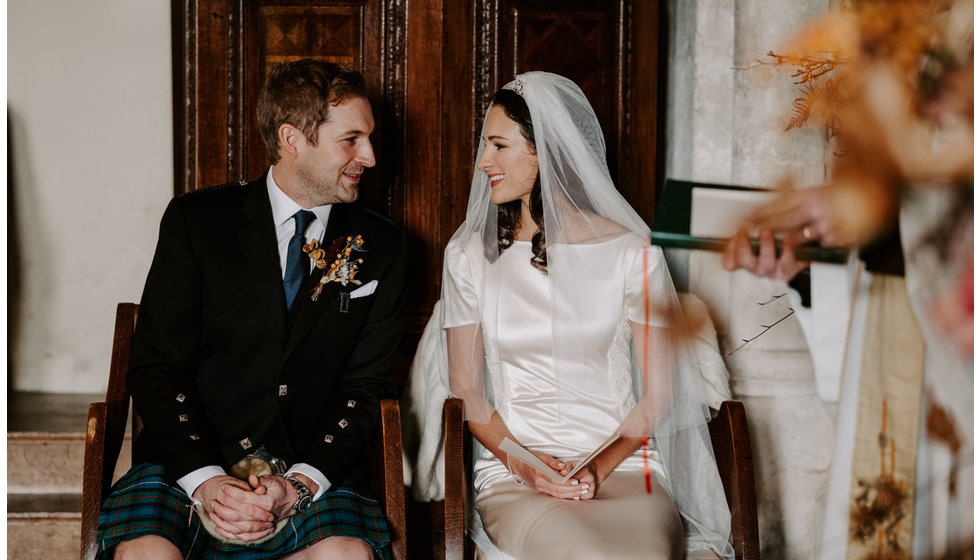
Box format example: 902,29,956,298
239,179,288,350
283,204,353,359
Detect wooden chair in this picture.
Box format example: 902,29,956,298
442,398,760,560
80,303,408,559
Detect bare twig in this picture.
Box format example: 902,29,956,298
724,308,796,358
757,293,788,306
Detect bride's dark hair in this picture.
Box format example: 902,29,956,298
491,89,548,273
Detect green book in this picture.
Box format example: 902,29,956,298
650,179,847,264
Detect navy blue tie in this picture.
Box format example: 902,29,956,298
283,210,317,309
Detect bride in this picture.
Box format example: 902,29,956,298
411,72,733,559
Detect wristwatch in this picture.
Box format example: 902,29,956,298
283,475,313,513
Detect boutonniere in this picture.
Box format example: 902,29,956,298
303,235,366,302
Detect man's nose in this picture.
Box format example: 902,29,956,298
357,140,376,168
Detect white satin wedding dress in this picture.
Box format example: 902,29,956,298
443,232,687,559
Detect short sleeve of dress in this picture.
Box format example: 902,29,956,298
624,236,673,328
442,234,484,328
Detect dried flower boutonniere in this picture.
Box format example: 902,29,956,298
302,235,366,302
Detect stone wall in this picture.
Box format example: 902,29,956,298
8,0,174,392
664,1,835,558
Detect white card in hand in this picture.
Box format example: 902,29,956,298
690,187,777,238
499,433,619,484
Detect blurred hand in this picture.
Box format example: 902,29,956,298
722,227,809,281
721,184,859,280
745,186,843,247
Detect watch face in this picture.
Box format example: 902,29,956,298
285,476,314,513
297,494,314,512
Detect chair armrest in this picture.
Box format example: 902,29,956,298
102,303,137,482
708,400,760,560
377,399,407,560
81,303,139,560
81,402,108,560
444,397,473,560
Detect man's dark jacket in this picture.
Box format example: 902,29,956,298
128,176,407,486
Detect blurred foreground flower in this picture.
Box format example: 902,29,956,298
765,0,972,248
762,0,973,358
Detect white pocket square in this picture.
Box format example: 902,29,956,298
349,280,378,299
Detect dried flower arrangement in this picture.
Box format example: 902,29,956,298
766,1,950,127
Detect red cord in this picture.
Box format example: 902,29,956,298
642,436,652,494
642,249,652,494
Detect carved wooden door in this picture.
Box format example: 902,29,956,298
172,0,664,335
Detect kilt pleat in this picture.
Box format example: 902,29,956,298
97,463,392,559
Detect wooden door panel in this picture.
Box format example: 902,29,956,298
256,6,364,65
173,0,398,214
173,0,662,337
243,2,388,212
501,3,624,180
474,0,662,224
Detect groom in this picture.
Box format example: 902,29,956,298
97,59,407,559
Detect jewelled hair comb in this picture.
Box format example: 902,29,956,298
504,77,525,97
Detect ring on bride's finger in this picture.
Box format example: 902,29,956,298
802,226,813,241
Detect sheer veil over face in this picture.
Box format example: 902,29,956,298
439,72,734,558
478,105,539,208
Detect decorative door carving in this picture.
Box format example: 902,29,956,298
485,0,664,226
172,0,402,212
172,0,663,335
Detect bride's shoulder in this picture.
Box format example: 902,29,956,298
562,212,625,242
444,231,486,264
583,221,661,263
578,213,646,246
446,231,482,251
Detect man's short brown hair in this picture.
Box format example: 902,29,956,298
257,59,369,164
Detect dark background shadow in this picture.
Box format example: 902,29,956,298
8,106,21,395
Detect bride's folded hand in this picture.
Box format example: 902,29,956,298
516,451,580,500
515,452,598,501
562,461,599,501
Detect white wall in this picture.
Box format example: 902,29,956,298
665,1,835,558
9,0,174,393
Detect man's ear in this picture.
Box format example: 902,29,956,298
278,124,303,161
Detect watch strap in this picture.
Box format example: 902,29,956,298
283,475,313,513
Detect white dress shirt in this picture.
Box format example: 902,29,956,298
177,167,332,502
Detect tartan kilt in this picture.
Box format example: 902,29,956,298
96,463,392,560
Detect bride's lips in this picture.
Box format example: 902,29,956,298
488,173,505,187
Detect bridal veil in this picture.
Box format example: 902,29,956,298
413,71,733,559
